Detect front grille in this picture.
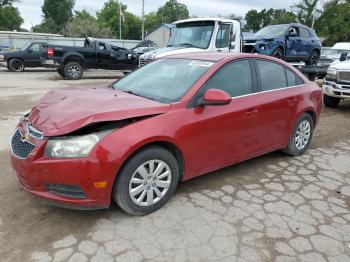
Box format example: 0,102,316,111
46,184,87,199
338,71,350,82
243,45,256,53
11,129,36,159
139,58,153,67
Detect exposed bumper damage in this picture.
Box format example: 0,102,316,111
243,39,284,56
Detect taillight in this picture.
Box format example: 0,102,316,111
47,47,54,58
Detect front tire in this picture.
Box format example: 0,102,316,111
323,94,340,108
272,48,284,60
113,146,179,216
8,58,25,72
63,62,83,80
283,114,314,156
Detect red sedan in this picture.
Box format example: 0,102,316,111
10,53,322,215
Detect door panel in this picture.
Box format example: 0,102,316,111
96,42,110,69
24,43,42,66
255,60,301,149
183,97,261,174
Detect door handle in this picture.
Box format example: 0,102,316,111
245,108,258,116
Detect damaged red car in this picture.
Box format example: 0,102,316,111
10,53,322,215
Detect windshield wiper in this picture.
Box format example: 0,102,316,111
121,90,158,102
179,43,195,47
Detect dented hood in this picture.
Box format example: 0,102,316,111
28,87,170,136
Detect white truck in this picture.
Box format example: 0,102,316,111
323,57,350,107
139,17,242,66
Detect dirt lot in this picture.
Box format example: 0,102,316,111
0,68,350,262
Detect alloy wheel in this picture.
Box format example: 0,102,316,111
68,65,81,78
12,61,24,71
295,120,311,150
129,160,172,207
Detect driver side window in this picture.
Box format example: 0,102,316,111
29,44,40,52
202,60,253,97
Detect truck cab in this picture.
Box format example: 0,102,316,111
139,17,242,66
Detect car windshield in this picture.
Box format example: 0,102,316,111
20,42,32,51
167,21,215,49
112,59,214,103
254,25,290,38
322,48,350,56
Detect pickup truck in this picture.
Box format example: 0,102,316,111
322,53,350,107
0,41,46,72
139,17,243,66
42,38,140,80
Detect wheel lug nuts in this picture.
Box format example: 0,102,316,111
153,177,157,180
152,183,156,187
147,186,150,190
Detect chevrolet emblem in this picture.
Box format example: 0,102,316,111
21,132,30,141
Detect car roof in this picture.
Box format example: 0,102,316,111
164,52,272,62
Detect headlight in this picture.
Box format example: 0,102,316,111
45,131,110,158
326,68,337,80
0,55,5,61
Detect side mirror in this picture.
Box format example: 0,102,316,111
288,31,297,37
340,52,348,62
197,89,231,106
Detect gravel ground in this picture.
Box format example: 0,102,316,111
0,68,350,262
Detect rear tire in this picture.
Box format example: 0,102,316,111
57,68,65,78
113,146,179,216
306,50,319,65
323,94,340,108
63,62,83,80
283,114,314,156
8,58,25,72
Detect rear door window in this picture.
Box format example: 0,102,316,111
256,60,288,91
299,28,310,38
285,68,305,86
203,60,253,97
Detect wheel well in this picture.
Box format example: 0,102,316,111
313,49,320,56
119,141,185,181
64,56,84,67
305,110,316,125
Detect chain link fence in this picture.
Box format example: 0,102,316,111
0,31,140,51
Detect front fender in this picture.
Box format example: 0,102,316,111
253,39,285,56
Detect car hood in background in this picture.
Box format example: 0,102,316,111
141,46,204,60
330,60,350,70
28,87,170,137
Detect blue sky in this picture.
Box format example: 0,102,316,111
15,0,297,30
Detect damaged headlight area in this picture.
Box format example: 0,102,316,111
326,68,337,80
45,130,110,158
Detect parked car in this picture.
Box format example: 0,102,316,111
323,58,350,107
41,37,140,80
10,53,322,215
243,23,322,65
0,42,45,72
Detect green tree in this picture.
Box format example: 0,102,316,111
97,0,141,39
156,0,189,24
293,0,319,27
63,10,112,38
34,0,75,33
315,0,350,46
0,0,23,31
144,11,161,34
245,8,297,32
270,9,297,25
0,0,18,6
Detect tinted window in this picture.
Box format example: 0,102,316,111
203,60,253,97
300,28,310,38
257,60,288,91
286,69,304,86
216,23,231,48
30,43,41,51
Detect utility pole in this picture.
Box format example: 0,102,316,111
119,4,122,39
141,0,145,41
